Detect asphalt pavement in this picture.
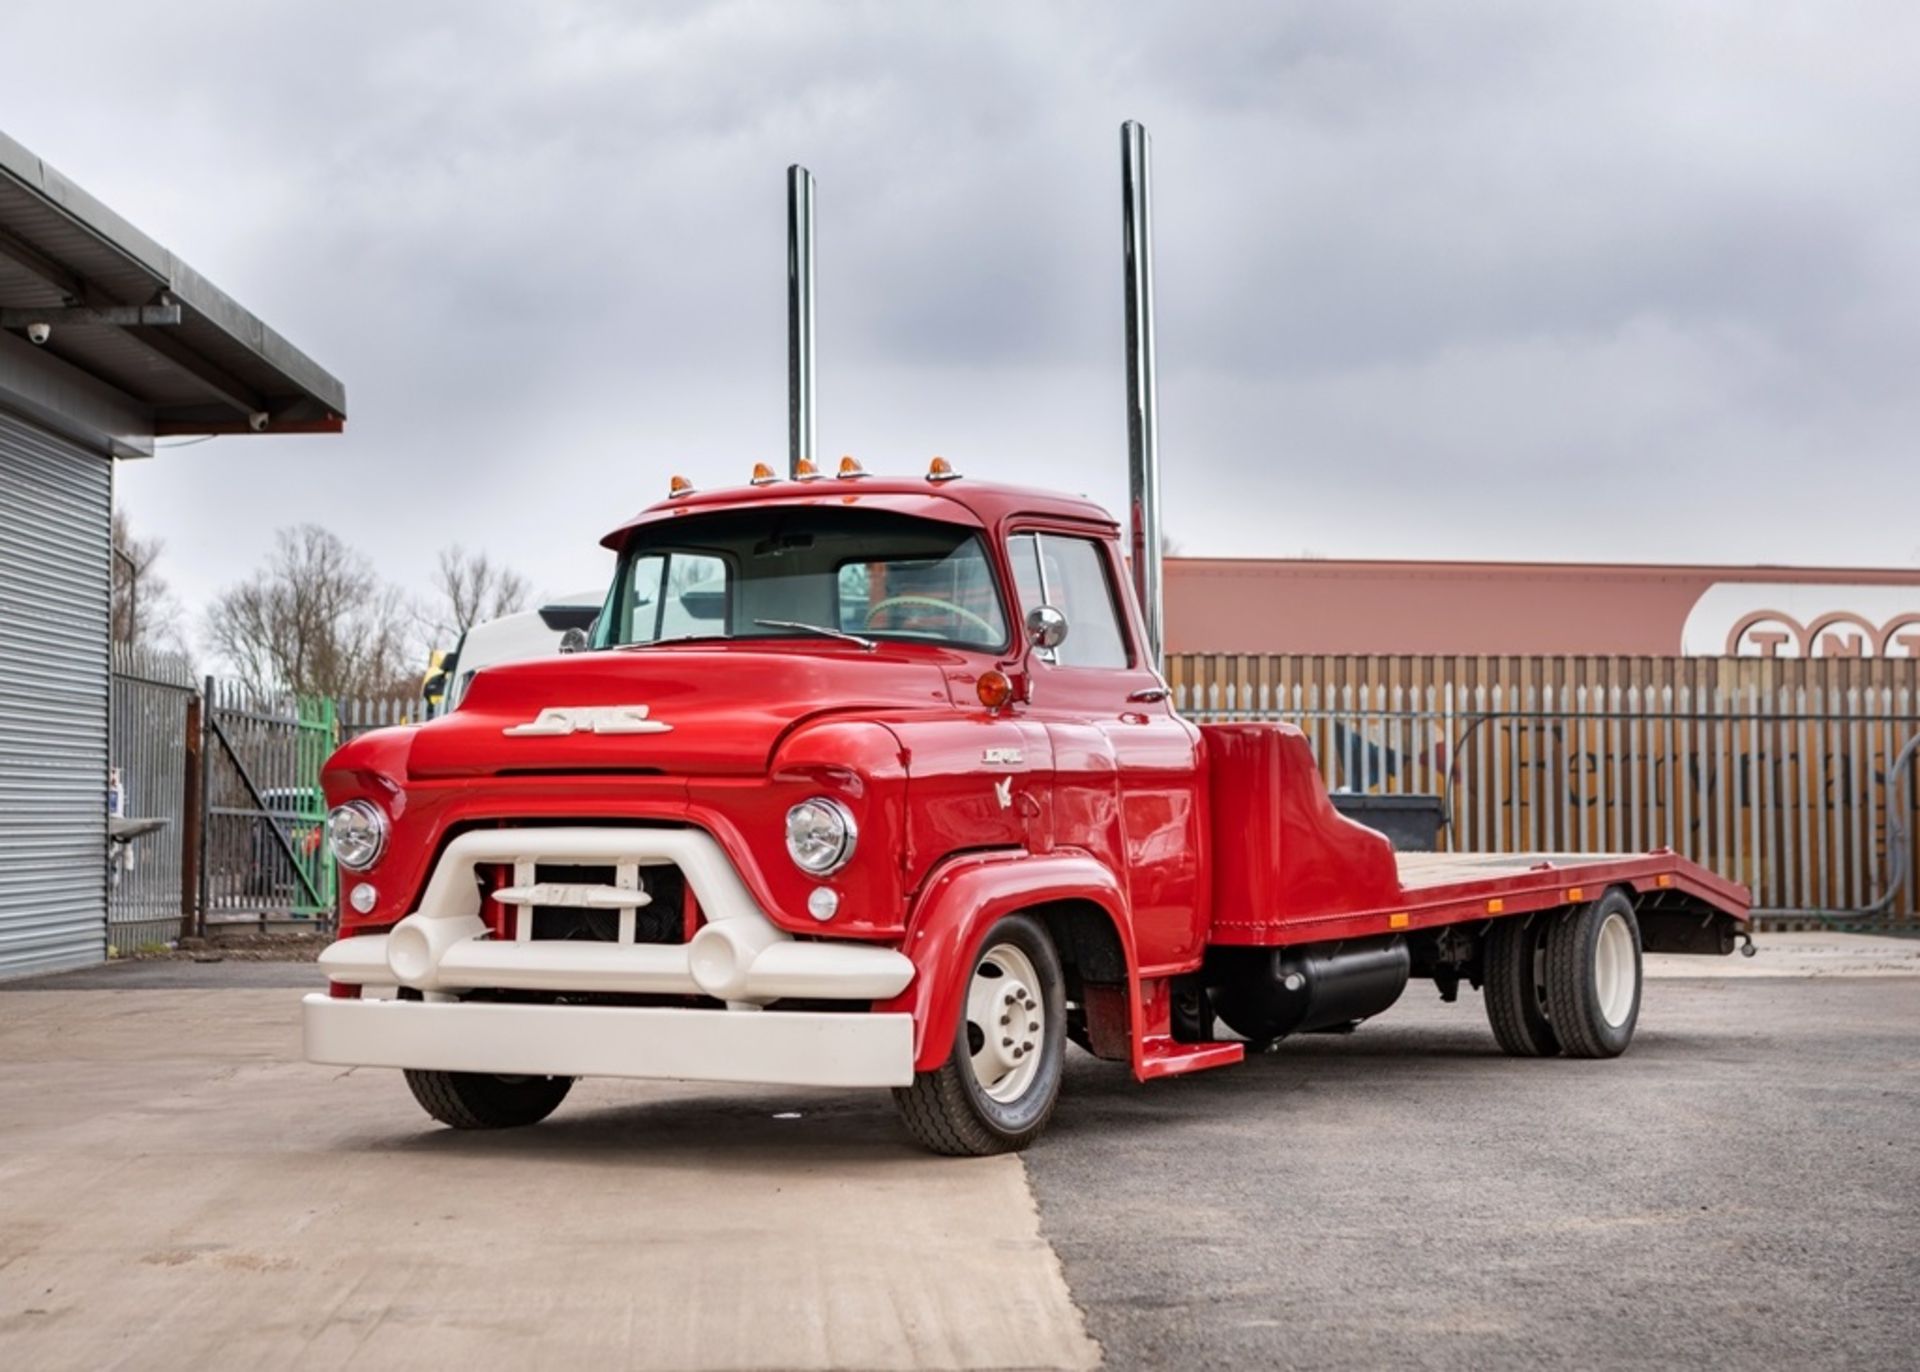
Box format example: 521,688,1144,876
1023,973,1920,1370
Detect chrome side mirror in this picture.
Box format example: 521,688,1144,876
558,626,590,655
1025,604,1069,652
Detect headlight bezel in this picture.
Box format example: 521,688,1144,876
327,799,388,871
785,796,857,877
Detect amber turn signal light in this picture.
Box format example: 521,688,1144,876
977,670,1013,710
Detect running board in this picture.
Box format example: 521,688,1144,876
1138,1039,1245,1080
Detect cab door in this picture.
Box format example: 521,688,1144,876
1006,528,1208,972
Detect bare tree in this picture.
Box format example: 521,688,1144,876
110,508,184,650
205,524,416,699
427,545,532,643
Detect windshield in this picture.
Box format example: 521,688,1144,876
596,507,1010,652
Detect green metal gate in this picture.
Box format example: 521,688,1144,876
199,681,337,931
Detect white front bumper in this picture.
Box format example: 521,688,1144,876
304,994,916,1088
309,824,919,1090
321,824,914,1005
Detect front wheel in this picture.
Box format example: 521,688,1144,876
1542,890,1643,1058
893,915,1066,1155
404,1069,574,1129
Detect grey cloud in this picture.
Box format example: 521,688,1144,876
4,0,1914,633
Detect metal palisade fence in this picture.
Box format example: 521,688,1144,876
198,679,337,932
1167,654,1920,928
103,657,421,947
194,688,419,934
107,645,196,951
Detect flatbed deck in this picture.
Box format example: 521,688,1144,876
1396,851,1641,889
1221,847,1752,948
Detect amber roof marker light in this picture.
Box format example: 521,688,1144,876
927,456,962,482
838,455,870,479
667,474,695,498
751,462,779,486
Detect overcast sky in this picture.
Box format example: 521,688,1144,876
7,1,1918,637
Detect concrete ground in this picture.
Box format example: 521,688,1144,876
0,936,1914,1370
0,980,1096,1371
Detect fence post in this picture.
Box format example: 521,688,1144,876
197,676,216,939
179,691,204,942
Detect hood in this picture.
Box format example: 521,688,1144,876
406,644,951,779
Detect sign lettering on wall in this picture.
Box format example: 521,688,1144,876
1681,584,1920,658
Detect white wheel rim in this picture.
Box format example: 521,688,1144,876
1594,911,1638,1028
966,943,1046,1104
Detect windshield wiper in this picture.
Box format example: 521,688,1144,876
753,619,878,652
620,633,733,650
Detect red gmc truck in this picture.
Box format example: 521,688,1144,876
303,126,1753,1155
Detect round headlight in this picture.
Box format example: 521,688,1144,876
327,800,388,871
785,797,856,876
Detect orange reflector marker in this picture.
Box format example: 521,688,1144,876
794,458,820,480
1656,873,1675,888
1566,887,1585,903
1389,912,1410,930
839,455,868,478
928,455,961,482
977,670,1013,710
750,462,778,485
1487,898,1505,914
667,474,694,498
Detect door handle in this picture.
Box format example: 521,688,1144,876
1127,686,1169,703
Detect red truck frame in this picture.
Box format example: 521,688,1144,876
303,127,1752,1155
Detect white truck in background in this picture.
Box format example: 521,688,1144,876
426,593,603,716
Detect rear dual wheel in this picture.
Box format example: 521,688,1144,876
1544,890,1642,1058
1483,890,1642,1059
1483,914,1558,1056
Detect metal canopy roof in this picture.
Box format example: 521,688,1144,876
0,130,344,437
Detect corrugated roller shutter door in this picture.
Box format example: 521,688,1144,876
0,407,110,977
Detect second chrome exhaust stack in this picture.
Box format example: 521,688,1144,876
1120,120,1164,668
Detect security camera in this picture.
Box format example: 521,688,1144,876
25,322,50,345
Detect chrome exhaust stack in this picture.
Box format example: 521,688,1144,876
1120,121,1164,667
787,164,817,477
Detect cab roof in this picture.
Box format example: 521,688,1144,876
600,470,1118,549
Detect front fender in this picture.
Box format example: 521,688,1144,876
877,850,1135,1073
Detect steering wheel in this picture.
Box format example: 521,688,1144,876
864,594,1000,638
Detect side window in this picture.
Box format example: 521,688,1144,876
1006,532,1131,670
622,551,729,644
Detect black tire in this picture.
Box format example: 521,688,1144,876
1483,915,1560,1057
893,914,1067,1156
404,1069,574,1129
1542,889,1643,1059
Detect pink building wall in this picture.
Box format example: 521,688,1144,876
1163,558,1920,658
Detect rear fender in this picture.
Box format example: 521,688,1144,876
879,851,1136,1073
